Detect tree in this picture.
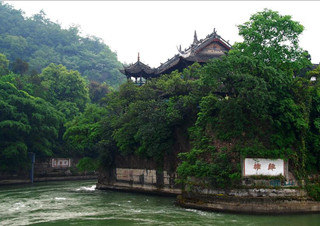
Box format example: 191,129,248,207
40,63,89,112
88,80,110,104
76,157,98,173
11,58,29,75
0,53,9,75
0,3,125,88
307,64,320,80
0,80,63,172
236,9,311,73
113,99,174,164
63,104,108,157
63,101,119,170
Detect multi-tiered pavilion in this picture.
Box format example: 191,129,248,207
120,29,232,85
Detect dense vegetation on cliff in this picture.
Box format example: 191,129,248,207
0,2,125,88
178,11,319,187
0,3,124,173
0,59,97,172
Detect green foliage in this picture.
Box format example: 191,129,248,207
133,101,174,162
177,149,240,188
64,104,107,157
307,65,320,79
88,81,111,104
238,142,293,160
0,2,125,172
0,53,9,75
84,66,200,168
305,66,320,172
0,80,63,172
248,175,286,181
0,2,125,88
236,8,310,73
40,63,89,112
112,94,176,163
306,183,320,201
76,157,98,173
11,58,29,75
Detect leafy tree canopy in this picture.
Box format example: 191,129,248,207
0,79,63,172
39,63,89,113
235,9,311,73
0,53,9,75
0,2,125,88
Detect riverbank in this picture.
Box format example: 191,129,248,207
177,191,320,214
96,167,320,214
0,175,97,186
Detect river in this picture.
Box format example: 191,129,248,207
0,180,320,226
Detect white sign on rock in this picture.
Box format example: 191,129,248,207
51,158,71,168
243,158,284,176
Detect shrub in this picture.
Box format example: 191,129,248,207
76,157,98,173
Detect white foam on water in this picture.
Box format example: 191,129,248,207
9,202,26,211
130,208,141,213
76,185,96,191
185,208,207,216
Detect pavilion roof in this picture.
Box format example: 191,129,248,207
120,55,156,78
155,28,231,75
120,29,232,78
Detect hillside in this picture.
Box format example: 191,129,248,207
0,2,125,88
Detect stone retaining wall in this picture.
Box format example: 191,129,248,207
115,168,176,187
97,167,180,195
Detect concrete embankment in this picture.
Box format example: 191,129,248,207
177,187,320,214
97,167,320,214
177,191,320,214
97,167,182,196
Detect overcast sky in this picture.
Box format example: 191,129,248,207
5,1,320,67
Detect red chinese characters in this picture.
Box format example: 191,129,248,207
268,163,276,171
253,162,261,170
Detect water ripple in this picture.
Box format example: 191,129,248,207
0,180,320,226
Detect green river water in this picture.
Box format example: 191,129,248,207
0,180,320,226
